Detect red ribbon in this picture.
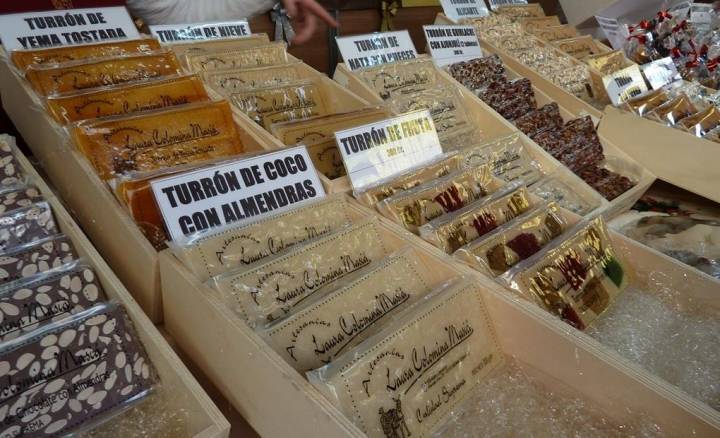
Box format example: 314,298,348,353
708,58,719,71
657,10,673,21
672,19,688,32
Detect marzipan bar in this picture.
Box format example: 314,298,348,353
203,62,305,96
308,280,503,438
262,249,434,372
174,195,354,282
11,38,161,71
185,42,288,72
211,217,390,326
25,51,182,96
270,107,389,145
47,74,210,124
72,101,244,180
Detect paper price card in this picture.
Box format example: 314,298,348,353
603,64,649,106
641,57,681,90
336,30,417,71
489,0,528,10
150,20,251,44
151,146,326,241
439,0,489,21
424,25,483,67
0,7,139,50
335,110,444,190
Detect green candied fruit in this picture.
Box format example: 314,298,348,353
603,257,624,287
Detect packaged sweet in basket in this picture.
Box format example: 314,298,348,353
418,183,534,254
10,37,161,71
577,156,638,201
447,55,507,91
202,62,304,95
46,74,210,125
477,78,536,121
0,185,43,215
259,248,434,372
623,89,670,116
0,202,57,251
0,260,105,342
172,194,354,282
495,3,546,18
586,50,630,76
0,234,77,284
553,35,602,60
646,94,697,126
502,216,627,330
513,102,564,138
679,106,720,137
455,202,569,276
170,33,270,63
354,152,463,207
308,279,504,438
518,15,561,31
387,85,471,136
230,80,330,128
270,107,389,145
456,133,543,184
303,139,345,179
211,217,391,326
71,101,245,180
356,57,438,100
377,165,501,232
529,24,579,42
25,51,182,97
184,42,288,72
530,173,601,215
0,302,158,437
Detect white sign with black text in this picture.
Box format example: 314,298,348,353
335,110,444,190
603,64,649,106
489,0,528,11
641,57,681,90
151,146,326,241
336,31,417,71
0,7,139,50
149,20,251,44
423,25,482,67
439,0,489,21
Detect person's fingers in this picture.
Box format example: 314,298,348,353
300,0,338,27
283,0,298,17
292,11,316,44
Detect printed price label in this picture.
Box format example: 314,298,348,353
0,7,139,50
603,64,649,106
440,0,489,21
149,20,250,43
641,57,681,89
336,31,417,71
335,110,443,190
424,25,483,67
151,146,325,241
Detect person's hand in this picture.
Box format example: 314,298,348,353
283,0,338,44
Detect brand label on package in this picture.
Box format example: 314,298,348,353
423,25,482,67
336,30,417,71
151,146,326,241
335,110,443,190
149,20,251,43
0,7,139,50
440,0,489,21
603,64,649,106
641,57,681,89
489,0,528,11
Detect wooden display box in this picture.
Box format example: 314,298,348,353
552,35,613,60
159,199,720,438
602,106,720,204
13,143,229,438
434,13,605,119
0,52,275,323
333,60,654,218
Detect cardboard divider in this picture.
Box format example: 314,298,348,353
0,51,275,323
14,145,229,438
160,198,720,437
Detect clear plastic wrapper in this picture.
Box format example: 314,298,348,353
10,37,161,71
46,74,210,125
24,50,182,97
0,202,57,252
170,33,269,63
577,156,639,201
377,165,501,232
646,93,697,126
533,115,604,173
0,302,157,437
530,173,601,215
0,136,25,188
456,133,544,184
0,259,105,342
230,80,330,128
210,217,391,326
513,102,564,139
201,62,304,95
303,139,345,179
0,185,42,215
554,35,603,60
477,78,537,121
529,24,579,42
502,216,628,330
259,248,434,372
703,124,720,143
270,107,389,145
518,15,561,31
623,88,670,116
455,202,568,276
679,105,720,137
0,234,77,284
307,279,504,438
354,152,463,207
447,55,507,91
172,194,354,282
586,50,629,76
356,57,438,100
419,183,533,254
387,85,471,137
71,101,245,180
184,41,288,72
439,126,483,151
